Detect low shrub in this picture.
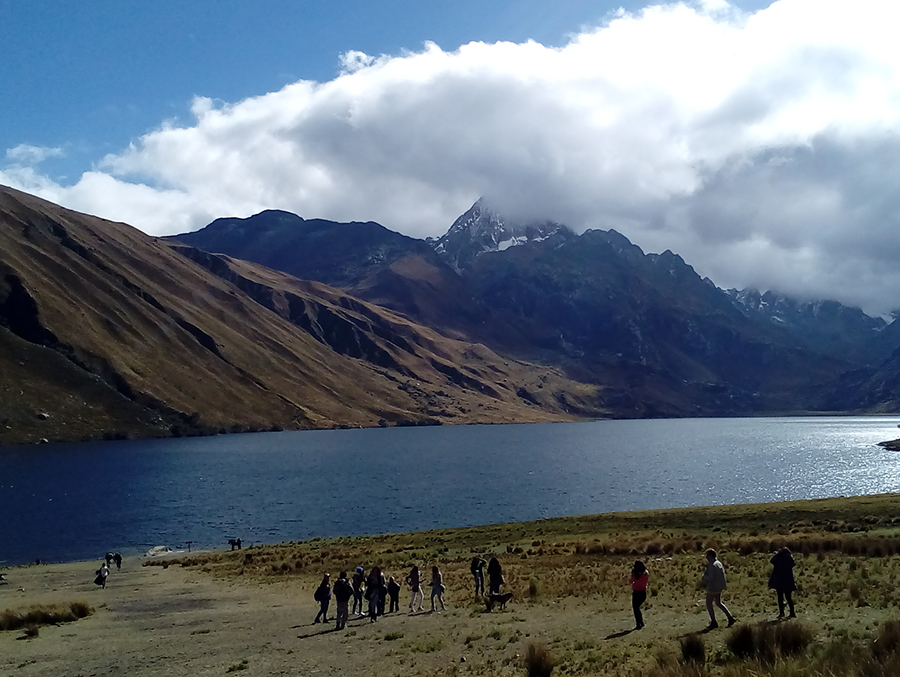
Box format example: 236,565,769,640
525,642,555,677
0,601,95,632
680,634,706,664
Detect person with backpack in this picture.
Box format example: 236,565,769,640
351,566,366,616
313,573,331,624
470,555,487,596
406,565,424,613
332,571,354,630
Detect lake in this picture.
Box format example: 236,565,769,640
2,416,899,567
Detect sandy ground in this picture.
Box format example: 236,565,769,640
0,555,723,677
3,551,883,677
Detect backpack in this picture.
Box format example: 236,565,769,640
314,586,324,602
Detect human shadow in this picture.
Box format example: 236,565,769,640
605,629,634,640
296,626,340,639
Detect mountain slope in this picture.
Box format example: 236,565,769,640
0,186,605,445
168,210,484,339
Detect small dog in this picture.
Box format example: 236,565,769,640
484,592,513,612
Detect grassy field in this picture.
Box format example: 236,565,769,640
129,494,900,676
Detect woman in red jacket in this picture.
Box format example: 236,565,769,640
629,560,649,630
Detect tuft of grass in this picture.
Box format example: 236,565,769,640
384,631,404,641
21,624,39,639
408,637,443,653
0,602,95,632
726,621,813,662
680,634,705,664
525,642,556,677
226,659,248,672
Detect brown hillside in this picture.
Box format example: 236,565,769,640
0,186,605,445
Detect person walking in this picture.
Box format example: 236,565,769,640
352,566,366,616
367,566,385,623
313,573,332,624
630,560,649,630
387,576,401,613
487,557,504,595
113,553,122,570
333,571,354,630
769,547,797,619
94,561,110,589
430,566,446,611
702,549,736,630
470,555,487,596
406,565,424,613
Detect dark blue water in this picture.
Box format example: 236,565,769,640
2,416,899,566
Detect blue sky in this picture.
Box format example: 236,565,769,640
2,1,899,315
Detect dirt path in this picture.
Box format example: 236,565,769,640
1,556,717,677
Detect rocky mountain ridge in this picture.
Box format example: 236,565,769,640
172,199,899,418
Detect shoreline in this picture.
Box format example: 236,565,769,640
6,492,899,571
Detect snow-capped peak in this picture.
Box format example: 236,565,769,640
433,199,574,271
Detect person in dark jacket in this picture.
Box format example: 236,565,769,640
113,553,122,570
387,576,401,613
332,571,354,630
367,567,385,622
487,557,504,595
470,556,487,596
351,566,366,616
313,573,331,624
769,547,797,618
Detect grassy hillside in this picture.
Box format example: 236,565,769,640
0,185,607,445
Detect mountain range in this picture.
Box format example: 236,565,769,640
2,185,899,445
173,200,900,418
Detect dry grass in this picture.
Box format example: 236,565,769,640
0,601,94,632
139,493,900,677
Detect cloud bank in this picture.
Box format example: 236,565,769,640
3,0,900,314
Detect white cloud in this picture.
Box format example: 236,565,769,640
3,0,900,314
5,144,64,164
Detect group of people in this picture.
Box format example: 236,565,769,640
93,552,124,589
629,547,797,631
312,556,507,632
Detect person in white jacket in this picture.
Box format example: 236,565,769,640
701,549,736,629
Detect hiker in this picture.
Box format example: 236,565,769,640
367,566,385,623
105,552,114,566
406,565,424,612
113,553,122,570
313,573,331,624
471,555,487,596
430,565,446,611
769,547,797,619
630,560,649,630
352,566,366,616
333,571,354,630
487,556,504,595
702,549,736,629
387,576,401,613
94,561,110,589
